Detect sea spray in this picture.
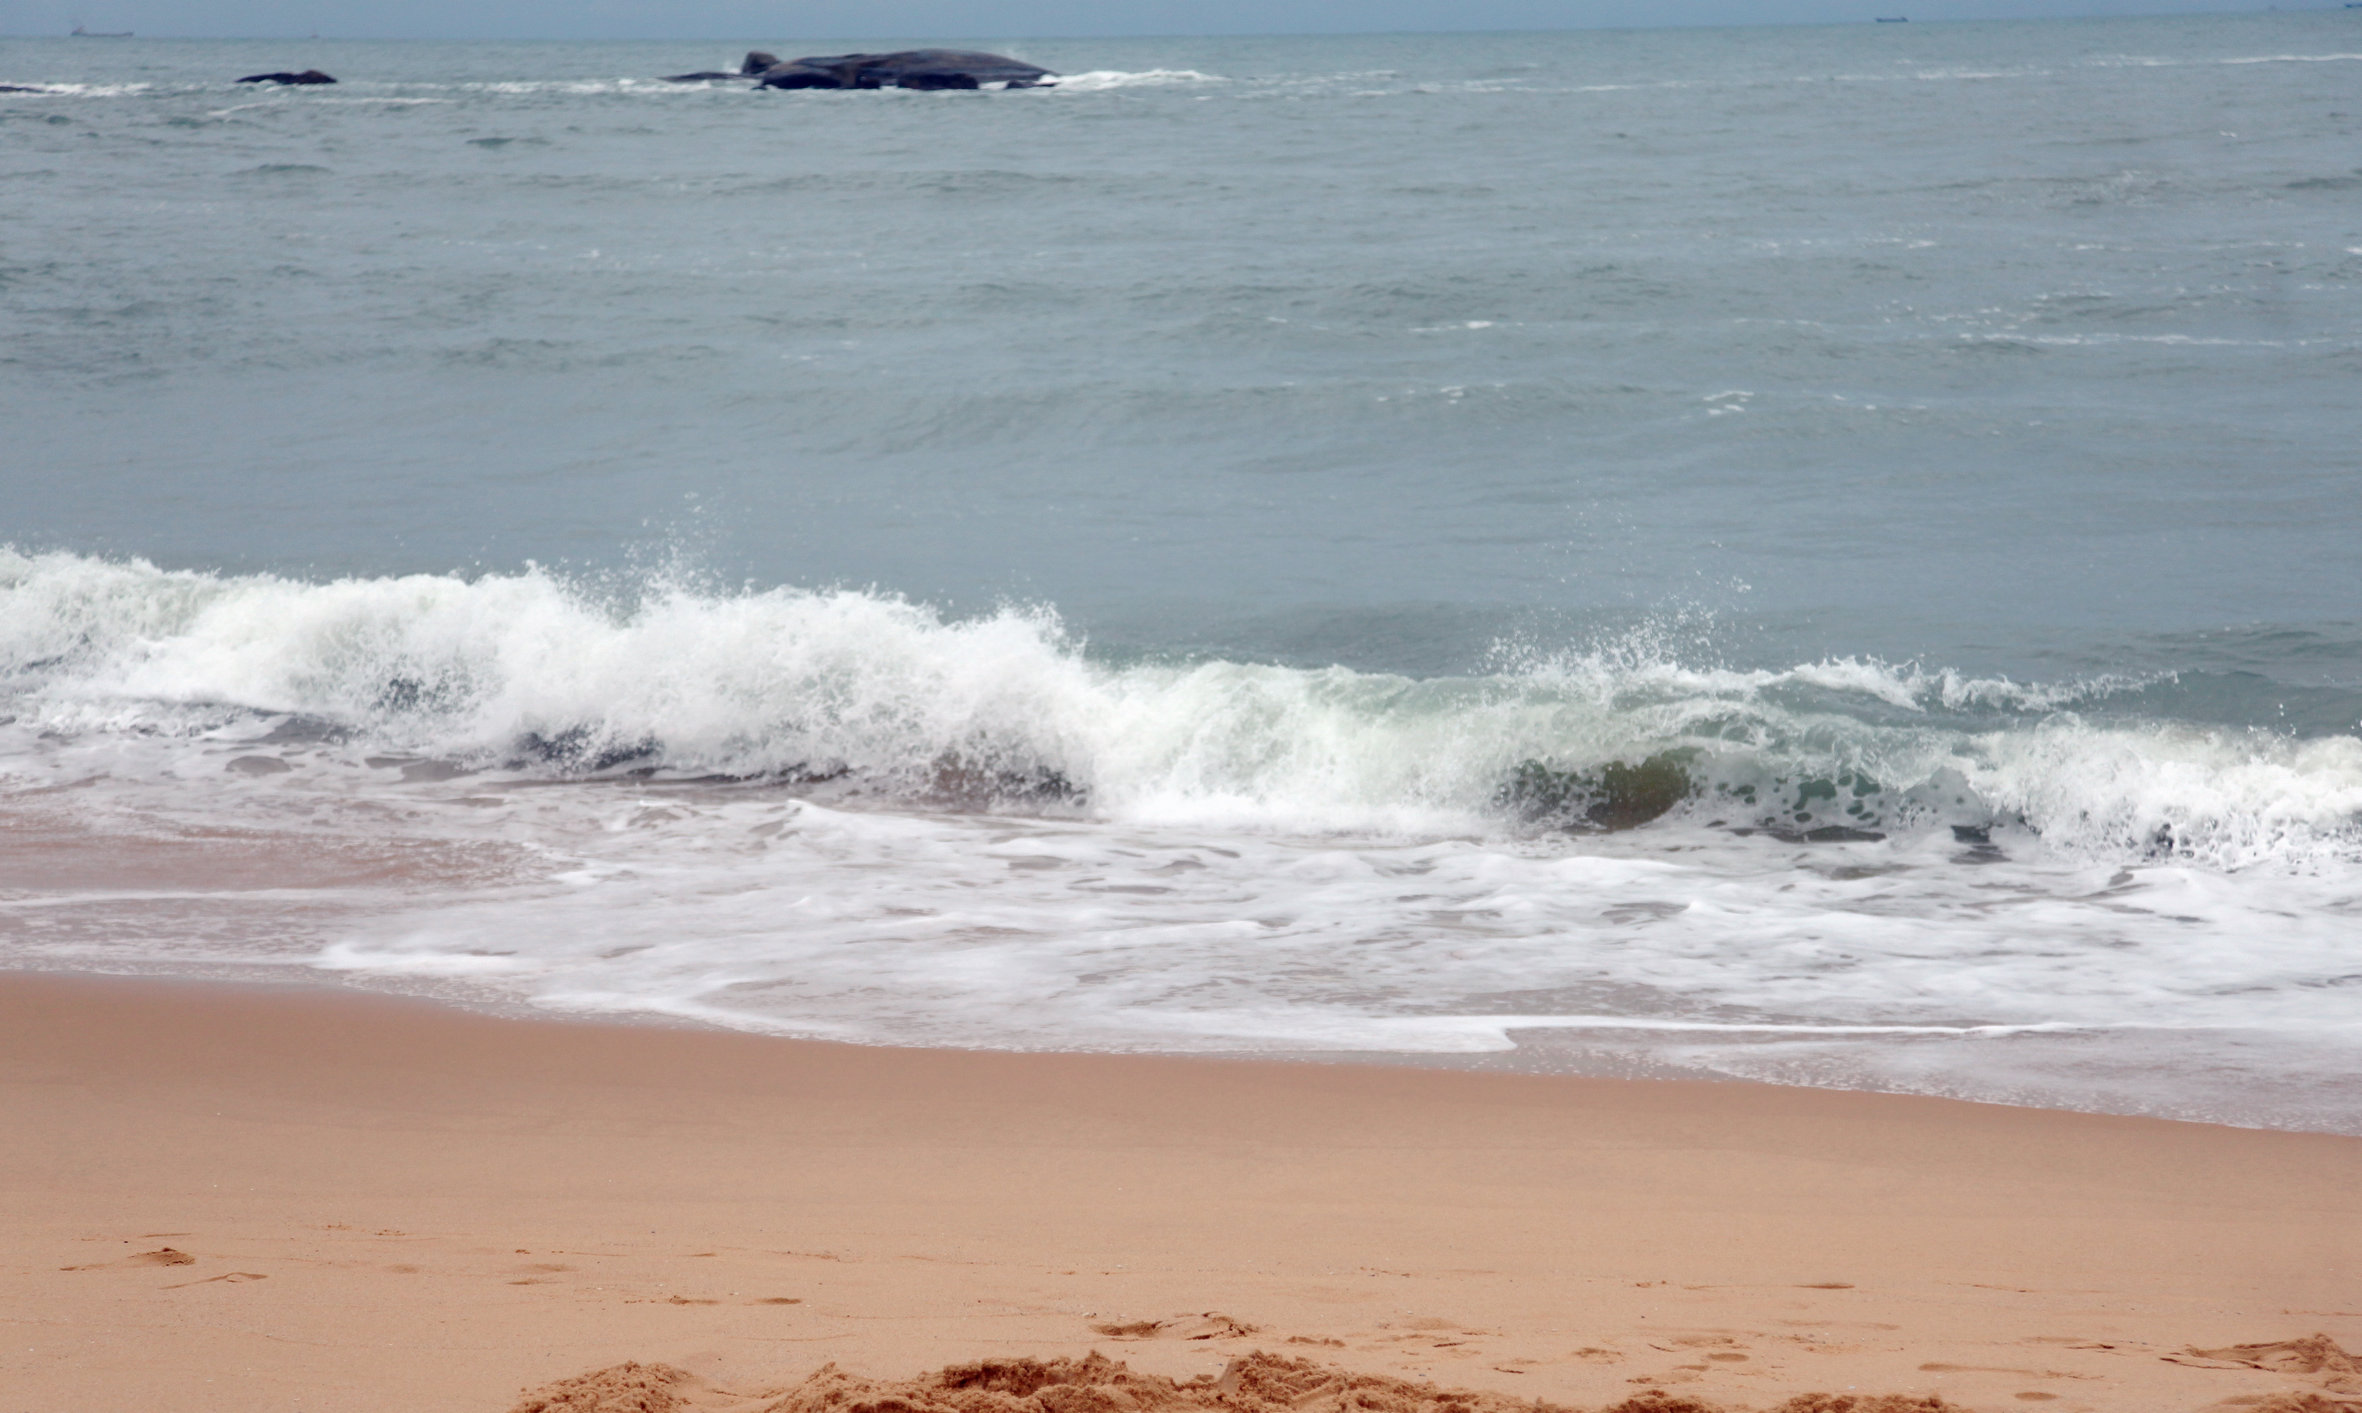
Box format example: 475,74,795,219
6,549,2361,864
4,568,2361,1128
10,16,2362,1134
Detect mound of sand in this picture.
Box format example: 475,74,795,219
508,1352,1958,1413
2185,1335,2361,1379
513,1361,705,1413
2177,1334,2362,1409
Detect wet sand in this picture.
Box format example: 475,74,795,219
2,972,2356,1412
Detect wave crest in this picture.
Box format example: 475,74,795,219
4,549,2358,866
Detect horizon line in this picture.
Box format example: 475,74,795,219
7,5,2329,44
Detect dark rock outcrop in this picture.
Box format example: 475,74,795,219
0,84,52,93
754,62,847,90
753,49,1053,91
511,727,661,774
659,71,742,82
899,69,982,91
741,51,781,75
237,69,337,85
1498,752,1696,832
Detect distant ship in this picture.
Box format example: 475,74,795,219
70,24,134,36
1875,15,1908,21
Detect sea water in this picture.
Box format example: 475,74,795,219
3,17,2359,1132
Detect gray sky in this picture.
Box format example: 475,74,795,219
0,0,2302,39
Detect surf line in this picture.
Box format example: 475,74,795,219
1400,1016,2194,1037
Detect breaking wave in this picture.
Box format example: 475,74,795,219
6,549,2359,870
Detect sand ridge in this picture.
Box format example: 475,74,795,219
508,1351,1969,1413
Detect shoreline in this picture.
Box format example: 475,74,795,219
24,960,2357,1141
4,969,2358,1412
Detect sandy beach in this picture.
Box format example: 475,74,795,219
14,14,2362,1413
0,972,2354,1412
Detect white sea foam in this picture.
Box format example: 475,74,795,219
0,570,2356,1132
1052,70,1226,92
6,549,2358,867
9,13,2362,1134
6,82,150,97
12,735,2355,1130
4,551,2359,1121
2087,52,2362,69
2208,52,2362,64
451,79,698,95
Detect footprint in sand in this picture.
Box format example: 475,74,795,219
165,1272,266,1289
2165,1334,2362,1402
1655,1334,1747,1356
1090,1313,1258,1340
2176,1334,2361,1378
61,1247,196,1271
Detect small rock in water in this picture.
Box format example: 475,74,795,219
1498,752,1695,832
512,727,662,773
236,69,337,85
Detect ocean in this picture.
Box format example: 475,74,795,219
3,16,2359,1133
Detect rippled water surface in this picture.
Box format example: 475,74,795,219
3,18,2359,1130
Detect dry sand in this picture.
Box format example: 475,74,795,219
1,972,2356,1413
